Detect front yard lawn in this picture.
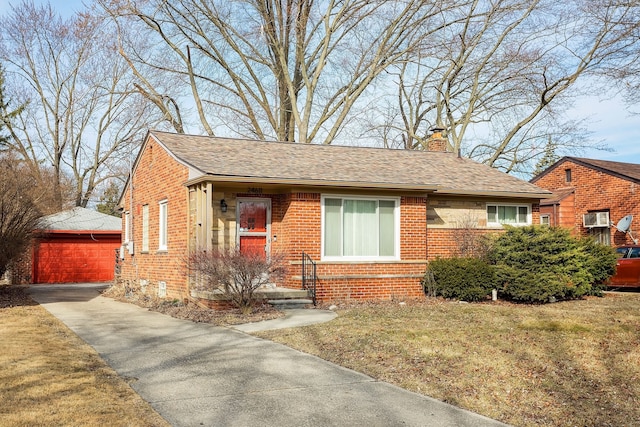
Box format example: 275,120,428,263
0,285,169,427
255,293,640,427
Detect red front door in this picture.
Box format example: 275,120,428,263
238,199,270,258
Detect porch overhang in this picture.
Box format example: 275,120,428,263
184,174,440,192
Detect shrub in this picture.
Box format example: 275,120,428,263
188,248,287,314
424,257,495,302
487,226,617,303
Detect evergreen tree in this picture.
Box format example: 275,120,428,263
533,137,560,176
96,181,122,218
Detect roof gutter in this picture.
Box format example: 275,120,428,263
434,188,552,199
184,175,550,199
184,174,440,192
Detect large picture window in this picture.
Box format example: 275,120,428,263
487,204,530,226
322,196,399,260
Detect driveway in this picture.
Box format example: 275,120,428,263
29,284,508,427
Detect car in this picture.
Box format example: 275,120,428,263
609,245,640,288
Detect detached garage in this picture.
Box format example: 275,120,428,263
30,207,121,284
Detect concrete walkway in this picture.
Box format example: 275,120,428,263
29,284,508,427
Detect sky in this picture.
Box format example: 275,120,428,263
570,94,640,164
2,0,640,165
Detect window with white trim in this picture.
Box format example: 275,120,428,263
142,204,149,252
540,214,550,226
322,196,399,260
159,200,168,250
487,204,531,226
124,211,130,244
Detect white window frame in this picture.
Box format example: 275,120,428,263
540,214,550,226
486,203,531,227
158,200,168,251
142,204,149,252
124,211,130,244
321,194,400,262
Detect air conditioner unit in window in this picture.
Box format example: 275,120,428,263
583,212,610,228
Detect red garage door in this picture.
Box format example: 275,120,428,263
33,233,121,284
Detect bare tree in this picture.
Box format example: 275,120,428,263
368,0,637,175
0,155,43,277
100,0,465,143
0,2,161,210
188,248,287,314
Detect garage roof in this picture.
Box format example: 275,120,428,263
40,207,121,232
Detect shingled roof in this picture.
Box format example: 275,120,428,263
539,187,575,206
146,131,550,198
39,207,121,232
532,157,640,184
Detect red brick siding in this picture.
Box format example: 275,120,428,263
426,228,495,259
9,248,32,285
539,192,575,228
534,160,640,245
425,201,540,259
277,194,427,302
119,138,190,298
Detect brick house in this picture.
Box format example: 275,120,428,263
118,131,549,304
531,157,640,246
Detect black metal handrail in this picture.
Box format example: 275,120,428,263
301,252,317,306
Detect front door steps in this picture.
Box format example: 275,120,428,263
190,286,313,309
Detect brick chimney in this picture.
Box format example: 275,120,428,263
427,126,448,152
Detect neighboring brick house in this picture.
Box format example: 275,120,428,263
118,131,549,304
531,157,640,246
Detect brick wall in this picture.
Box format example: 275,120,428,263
8,247,32,285
119,136,191,299
425,196,540,258
534,160,640,245
279,194,427,302
539,192,575,228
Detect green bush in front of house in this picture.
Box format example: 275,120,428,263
424,257,495,302
487,225,617,303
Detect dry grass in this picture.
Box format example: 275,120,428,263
256,293,640,427
0,285,169,427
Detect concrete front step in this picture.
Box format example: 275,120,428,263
256,287,310,300
267,299,314,309
191,287,310,302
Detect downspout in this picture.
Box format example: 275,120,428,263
129,143,138,281
424,194,429,261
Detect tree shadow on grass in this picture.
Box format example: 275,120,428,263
0,284,39,308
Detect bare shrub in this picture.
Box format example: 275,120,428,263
453,210,491,259
0,155,43,277
188,248,287,314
